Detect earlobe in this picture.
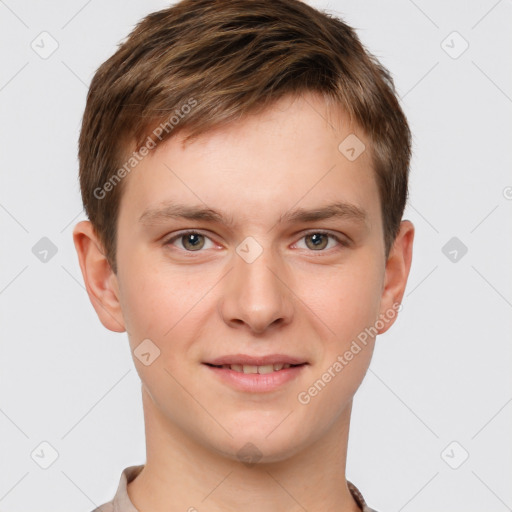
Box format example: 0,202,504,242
377,220,415,335
72,220,126,333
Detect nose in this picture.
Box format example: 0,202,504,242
219,245,294,334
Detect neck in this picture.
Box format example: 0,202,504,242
127,386,361,512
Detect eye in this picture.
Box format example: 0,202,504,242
295,231,347,251
163,230,348,254
165,231,216,251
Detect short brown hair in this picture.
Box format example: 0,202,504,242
78,0,411,273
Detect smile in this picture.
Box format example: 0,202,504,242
206,362,302,374
203,361,308,393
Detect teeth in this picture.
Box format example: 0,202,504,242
223,363,296,373
243,365,259,374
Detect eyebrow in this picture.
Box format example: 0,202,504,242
138,201,368,227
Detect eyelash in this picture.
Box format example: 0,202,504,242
163,229,349,253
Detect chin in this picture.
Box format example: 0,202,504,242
215,440,300,466
211,423,309,465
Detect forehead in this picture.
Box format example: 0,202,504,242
118,92,380,230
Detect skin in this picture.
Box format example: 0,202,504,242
73,92,414,512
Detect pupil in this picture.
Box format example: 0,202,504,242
183,233,204,250
307,233,327,250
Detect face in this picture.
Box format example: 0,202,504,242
79,92,412,463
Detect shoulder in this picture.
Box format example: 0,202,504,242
90,501,114,512
89,464,144,512
347,480,380,512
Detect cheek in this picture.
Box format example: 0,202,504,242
295,265,380,424
119,272,167,340
118,265,204,405
118,257,218,373
297,257,383,342
298,345,372,436
118,252,193,336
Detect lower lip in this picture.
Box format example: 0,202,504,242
203,364,307,393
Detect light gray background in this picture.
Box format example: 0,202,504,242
1,1,511,511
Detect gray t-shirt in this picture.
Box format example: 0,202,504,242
91,464,379,511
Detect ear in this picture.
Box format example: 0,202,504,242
377,220,414,334
72,220,126,333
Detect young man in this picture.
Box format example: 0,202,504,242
73,1,414,510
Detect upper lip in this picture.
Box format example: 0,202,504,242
204,354,308,366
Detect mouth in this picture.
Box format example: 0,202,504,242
202,354,309,393
204,362,306,374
